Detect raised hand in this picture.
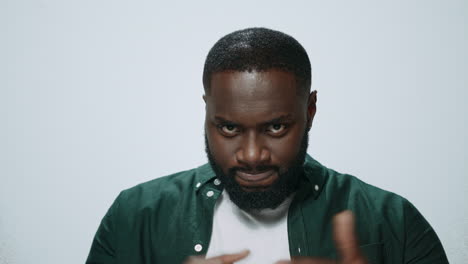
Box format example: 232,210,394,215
184,250,250,264
276,211,368,264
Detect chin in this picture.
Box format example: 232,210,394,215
238,185,274,192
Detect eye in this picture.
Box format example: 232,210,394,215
267,123,287,135
218,124,240,136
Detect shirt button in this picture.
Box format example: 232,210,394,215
314,184,319,191
206,191,214,197
196,182,201,188
214,179,221,186
194,244,203,252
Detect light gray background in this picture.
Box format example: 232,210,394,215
1,0,467,263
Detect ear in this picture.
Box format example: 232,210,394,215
306,90,317,131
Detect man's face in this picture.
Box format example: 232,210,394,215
204,69,316,210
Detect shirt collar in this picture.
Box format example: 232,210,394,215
302,154,327,200
194,163,217,193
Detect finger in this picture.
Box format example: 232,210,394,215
275,257,337,264
332,211,363,262
184,256,222,264
209,249,250,263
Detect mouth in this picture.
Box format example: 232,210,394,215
235,170,278,189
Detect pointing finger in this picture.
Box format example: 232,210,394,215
275,257,337,264
209,249,250,263
332,211,365,263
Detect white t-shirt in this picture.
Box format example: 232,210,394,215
205,190,293,264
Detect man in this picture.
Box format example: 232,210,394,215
86,28,448,264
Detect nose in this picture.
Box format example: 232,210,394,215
235,132,270,169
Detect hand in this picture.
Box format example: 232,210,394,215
184,250,250,264
276,211,368,264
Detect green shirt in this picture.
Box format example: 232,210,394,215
86,155,448,264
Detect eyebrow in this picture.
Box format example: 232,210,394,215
265,114,293,124
213,114,293,126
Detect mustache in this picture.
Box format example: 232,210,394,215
228,165,279,175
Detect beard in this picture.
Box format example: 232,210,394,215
205,129,309,211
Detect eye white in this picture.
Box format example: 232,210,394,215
268,124,285,133
222,125,237,134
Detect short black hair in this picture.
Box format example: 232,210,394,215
202,27,311,94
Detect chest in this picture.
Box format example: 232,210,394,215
205,192,291,264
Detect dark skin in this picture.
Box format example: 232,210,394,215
185,70,367,264
204,70,314,190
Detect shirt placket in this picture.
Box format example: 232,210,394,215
191,179,223,256
287,190,310,257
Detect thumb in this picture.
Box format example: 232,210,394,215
209,249,250,263
332,211,365,263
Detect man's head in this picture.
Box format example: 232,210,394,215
203,28,317,211
203,27,311,95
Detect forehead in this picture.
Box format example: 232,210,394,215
205,70,306,121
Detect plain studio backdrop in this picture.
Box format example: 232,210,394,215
1,0,467,263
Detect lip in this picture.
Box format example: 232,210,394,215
235,170,277,187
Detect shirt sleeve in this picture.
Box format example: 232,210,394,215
86,193,122,264
403,200,449,264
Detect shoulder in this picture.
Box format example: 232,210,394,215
111,165,204,215
310,158,433,242
307,157,416,227
313,159,411,212
337,172,408,206
314,161,448,262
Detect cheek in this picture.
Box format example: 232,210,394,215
206,126,237,166
268,128,305,165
